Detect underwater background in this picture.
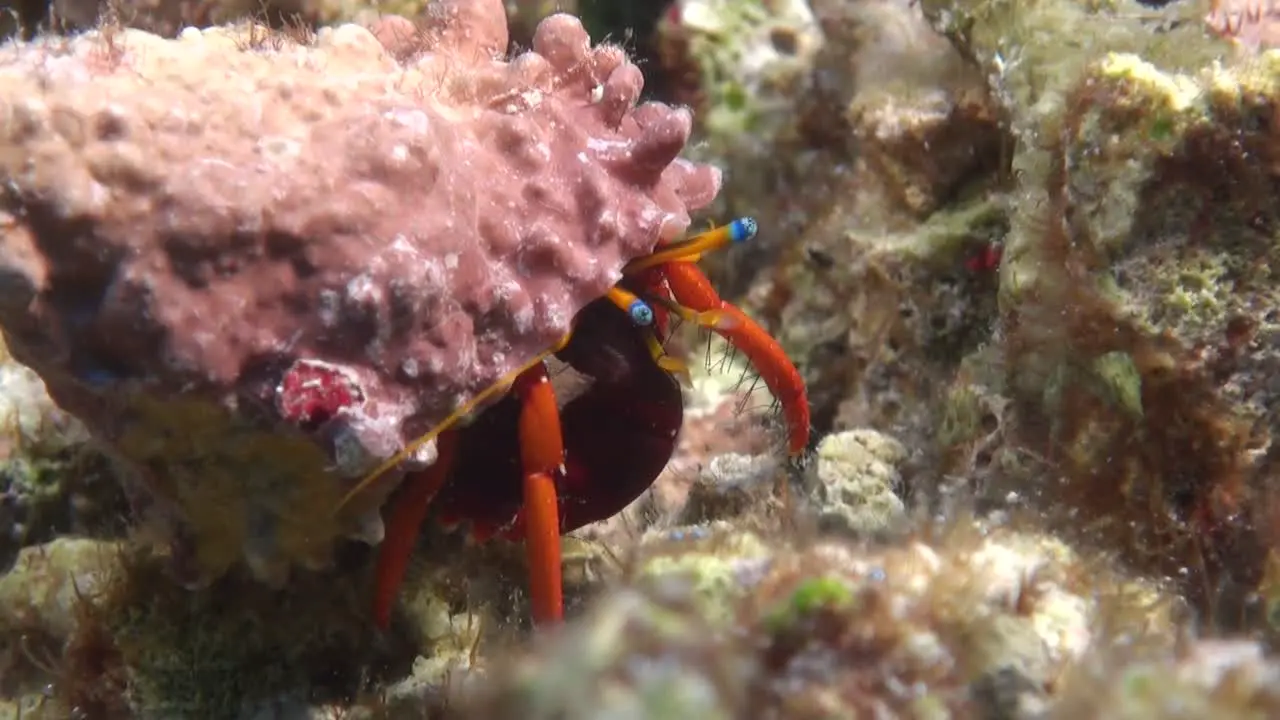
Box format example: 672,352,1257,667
5,0,1280,717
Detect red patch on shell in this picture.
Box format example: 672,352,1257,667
276,360,364,431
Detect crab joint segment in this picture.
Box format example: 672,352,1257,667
661,259,811,457
622,218,810,456
512,363,565,625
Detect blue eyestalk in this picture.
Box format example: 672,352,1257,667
606,287,657,327
729,217,758,244
628,298,655,327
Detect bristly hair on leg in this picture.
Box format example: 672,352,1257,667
686,328,794,458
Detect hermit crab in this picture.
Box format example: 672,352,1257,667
339,218,811,627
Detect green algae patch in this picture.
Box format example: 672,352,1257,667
96,547,397,720
634,527,772,627
763,575,856,633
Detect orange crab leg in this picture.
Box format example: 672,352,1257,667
622,217,810,455
371,363,567,628
372,429,461,629
511,362,566,625
660,259,811,457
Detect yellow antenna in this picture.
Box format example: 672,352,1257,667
624,217,758,274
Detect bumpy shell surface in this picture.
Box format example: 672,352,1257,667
0,0,722,583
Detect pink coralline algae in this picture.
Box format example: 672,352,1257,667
0,0,722,585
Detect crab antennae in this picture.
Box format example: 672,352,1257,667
334,330,574,514
622,217,758,273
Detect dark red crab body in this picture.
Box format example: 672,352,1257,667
430,292,685,542
356,218,812,628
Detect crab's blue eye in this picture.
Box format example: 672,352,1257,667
628,299,655,327
730,217,758,244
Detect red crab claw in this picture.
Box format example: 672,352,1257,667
622,218,812,457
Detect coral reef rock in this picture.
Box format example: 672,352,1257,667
998,49,1280,622
0,333,125,571
0,0,722,586
451,521,1177,719
806,428,907,536
1052,639,1280,718
657,0,825,156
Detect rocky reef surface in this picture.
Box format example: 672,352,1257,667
7,0,1280,718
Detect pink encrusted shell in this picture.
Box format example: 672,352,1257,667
0,0,722,584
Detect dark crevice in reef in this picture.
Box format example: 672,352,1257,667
7,0,51,40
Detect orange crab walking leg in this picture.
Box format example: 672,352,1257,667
662,260,812,457
372,429,461,629
511,363,566,625
334,330,575,517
